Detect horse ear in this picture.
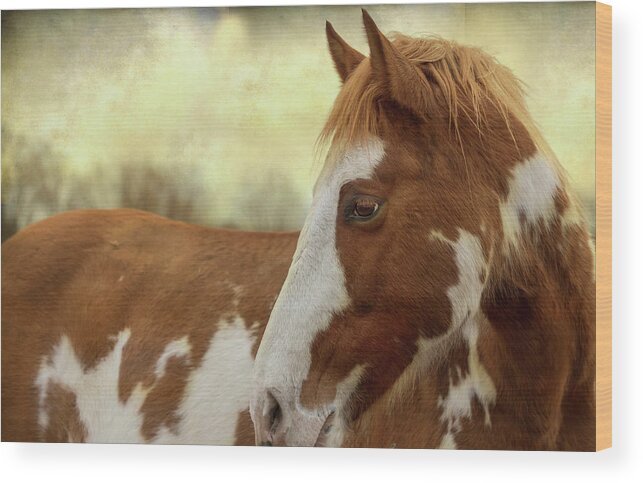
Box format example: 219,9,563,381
326,21,365,83
362,9,432,115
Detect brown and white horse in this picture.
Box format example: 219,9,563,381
2,12,595,450
2,209,297,443
250,11,596,450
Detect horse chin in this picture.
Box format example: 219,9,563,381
313,411,337,448
279,408,339,447
313,390,366,447
260,407,335,447
313,410,339,448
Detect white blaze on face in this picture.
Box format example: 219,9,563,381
500,153,560,249
252,137,385,444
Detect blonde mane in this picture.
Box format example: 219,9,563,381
318,34,558,169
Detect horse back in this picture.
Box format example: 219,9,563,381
1,209,297,443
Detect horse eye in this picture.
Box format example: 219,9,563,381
352,197,379,219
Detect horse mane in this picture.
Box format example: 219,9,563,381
316,32,586,232
318,33,558,169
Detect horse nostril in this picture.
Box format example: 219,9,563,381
255,389,286,446
266,390,283,435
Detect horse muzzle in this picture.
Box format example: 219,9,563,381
250,387,335,447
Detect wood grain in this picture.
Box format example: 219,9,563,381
595,1,612,451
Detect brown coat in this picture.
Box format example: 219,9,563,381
2,208,297,443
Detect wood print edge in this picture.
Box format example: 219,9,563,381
595,0,612,452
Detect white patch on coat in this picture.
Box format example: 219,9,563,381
385,229,491,448
154,336,191,379
429,230,495,449
36,329,150,443
500,153,560,248
433,229,495,449
251,138,385,446
446,230,487,327
429,228,487,328
438,431,457,449
437,318,497,449
155,316,256,445
36,316,256,444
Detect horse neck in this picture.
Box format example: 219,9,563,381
476,198,596,449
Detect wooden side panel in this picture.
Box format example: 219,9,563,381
595,1,612,452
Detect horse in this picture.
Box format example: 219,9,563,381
2,11,595,450
2,209,297,443
250,10,596,450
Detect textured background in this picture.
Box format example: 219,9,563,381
1,3,596,239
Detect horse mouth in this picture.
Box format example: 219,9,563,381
313,410,337,447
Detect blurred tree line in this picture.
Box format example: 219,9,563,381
1,128,307,242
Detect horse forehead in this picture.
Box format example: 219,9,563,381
316,138,386,193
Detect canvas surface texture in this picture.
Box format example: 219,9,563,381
0,2,610,451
